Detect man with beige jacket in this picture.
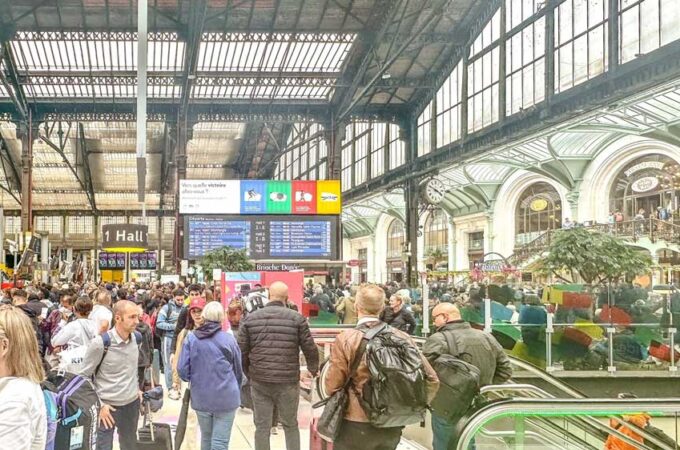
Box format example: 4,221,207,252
324,284,439,449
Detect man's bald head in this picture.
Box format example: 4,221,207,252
269,281,289,302
432,302,461,322
113,299,137,317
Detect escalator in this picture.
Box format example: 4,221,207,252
312,330,680,450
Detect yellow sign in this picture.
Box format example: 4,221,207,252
316,180,342,214
530,198,548,212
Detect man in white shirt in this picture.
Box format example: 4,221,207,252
89,290,113,333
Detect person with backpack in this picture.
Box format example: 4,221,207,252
133,298,154,391
156,289,184,400
423,302,512,450
81,300,142,450
238,281,319,450
51,296,97,374
324,284,439,450
0,305,46,450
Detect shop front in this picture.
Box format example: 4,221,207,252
610,156,680,220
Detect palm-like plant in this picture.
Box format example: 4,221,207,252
198,246,254,281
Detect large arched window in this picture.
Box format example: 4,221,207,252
386,219,405,259
424,209,448,254
515,182,562,243
609,155,680,220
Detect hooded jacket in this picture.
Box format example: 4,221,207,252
177,321,243,413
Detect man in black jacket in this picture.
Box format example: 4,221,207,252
381,293,417,334
238,281,319,450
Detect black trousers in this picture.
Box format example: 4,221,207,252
335,420,403,450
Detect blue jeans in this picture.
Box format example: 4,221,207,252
161,336,173,389
196,409,237,450
432,413,475,450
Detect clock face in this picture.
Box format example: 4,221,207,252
424,178,446,204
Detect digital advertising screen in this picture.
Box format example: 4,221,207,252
130,252,158,271
184,215,339,260
98,252,126,270
179,180,341,215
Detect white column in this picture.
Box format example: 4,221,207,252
483,213,493,255
447,219,455,280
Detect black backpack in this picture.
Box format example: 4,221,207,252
360,323,429,428
429,331,481,420
42,370,101,450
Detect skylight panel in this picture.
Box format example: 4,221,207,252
198,33,355,72
11,32,185,72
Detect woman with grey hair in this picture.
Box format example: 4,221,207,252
178,301,243,450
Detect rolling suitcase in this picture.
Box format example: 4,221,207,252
136,401,173,450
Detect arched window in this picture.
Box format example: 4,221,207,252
386,219,405,259
609,155,680,220
424,209,448,254
515,182,562,243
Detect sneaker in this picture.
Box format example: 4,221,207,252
168,389,181,400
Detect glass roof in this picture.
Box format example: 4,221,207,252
197,33,355,72
11,31,185,72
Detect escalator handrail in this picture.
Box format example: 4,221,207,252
457,398,680,450
479,383,676,450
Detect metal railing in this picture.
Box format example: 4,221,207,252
457,398,680,450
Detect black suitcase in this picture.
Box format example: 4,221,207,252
136,403,173,450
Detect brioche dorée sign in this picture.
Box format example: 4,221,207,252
102,224,149,252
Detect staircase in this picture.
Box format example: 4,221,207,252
506,218,680,269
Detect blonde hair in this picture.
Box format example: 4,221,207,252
0,306,44,383
202,301,224,324
356,284,386,316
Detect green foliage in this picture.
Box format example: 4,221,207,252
427,247,446,265
536,228,652,284
198,246,254,281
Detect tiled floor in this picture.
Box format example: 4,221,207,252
115,388,428,449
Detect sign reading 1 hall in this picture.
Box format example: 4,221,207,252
102,224,149,252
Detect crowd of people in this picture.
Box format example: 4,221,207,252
3,275,677,450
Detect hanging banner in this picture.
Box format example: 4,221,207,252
179,180,240,214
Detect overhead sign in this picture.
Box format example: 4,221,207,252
102,224,148,252
255,262,302,271
179,179,341,215
624,161,665,177
631,176,659,193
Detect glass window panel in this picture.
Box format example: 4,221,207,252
640,0,660,54
574,0,589,36
573,34,589,85
589,26,606,77
558,1,573,45
661,0,680,44
590,0,606,27
621,7,640,63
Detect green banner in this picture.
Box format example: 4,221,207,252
266,181,292,214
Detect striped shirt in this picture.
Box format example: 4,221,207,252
0,377,46,450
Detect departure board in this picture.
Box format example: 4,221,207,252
184,215,338,260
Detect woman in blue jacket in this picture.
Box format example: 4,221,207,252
178,301,243,450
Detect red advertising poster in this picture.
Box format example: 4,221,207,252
262,271,305,311
291,180,317,214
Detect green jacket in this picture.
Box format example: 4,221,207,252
422,321,512,386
